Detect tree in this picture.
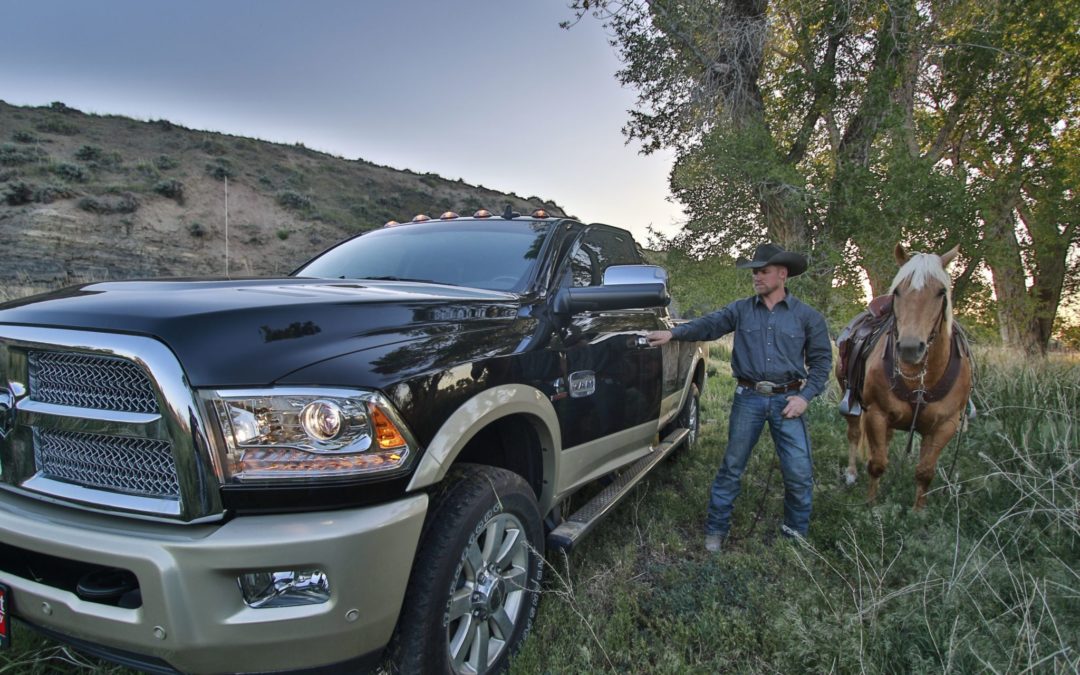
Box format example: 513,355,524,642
932,0,1080,354
568,0,1079,353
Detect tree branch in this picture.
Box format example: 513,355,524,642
785,2,846,165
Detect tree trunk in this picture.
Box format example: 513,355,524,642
1027,206,1073,353
824,0,916,300
984,183,1045,355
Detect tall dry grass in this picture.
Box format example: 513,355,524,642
512,346,1079,673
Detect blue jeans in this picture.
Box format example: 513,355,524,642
706,386,814,537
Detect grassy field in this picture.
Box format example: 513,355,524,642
511,346,1080,673
2,346,1077,673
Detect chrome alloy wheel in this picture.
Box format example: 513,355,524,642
446,512,530,674
686,393,700,447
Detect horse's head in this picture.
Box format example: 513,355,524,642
889,243,958,365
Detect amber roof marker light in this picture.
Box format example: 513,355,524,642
383,220,400,228
530,208,549,218
473,209,493,218
411,214,431,223
439,211,459,220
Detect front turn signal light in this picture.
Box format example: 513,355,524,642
370,405,407,450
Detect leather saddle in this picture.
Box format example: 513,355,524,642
836,295,895,417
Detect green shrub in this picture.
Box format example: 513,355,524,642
200,138,227,156
276,229,290,241
187,222,206,237
154,154,179,171
0,143,45,165
348,201,373,220
153,179,184,203
78,193,138,214
34,118,80,136
276,191,314,212
11,130,39,144
74,145,103,161
205,159,234,181
51,162,87,182
3,182,33,205
133,161,161,181
33,184,77,203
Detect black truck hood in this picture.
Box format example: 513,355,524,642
0,278,522,387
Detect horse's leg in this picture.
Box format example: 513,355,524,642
913,420,960,509
844,415,863,486
864,411,890,503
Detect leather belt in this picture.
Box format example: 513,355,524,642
738,379,804,394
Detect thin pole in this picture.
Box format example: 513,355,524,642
225,175,230,278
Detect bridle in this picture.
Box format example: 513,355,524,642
888,289,949,458
891,292,947,385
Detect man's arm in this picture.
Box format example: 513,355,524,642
649,302,739,347
797,309,833,402
781,308,832,418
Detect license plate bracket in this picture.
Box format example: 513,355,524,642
0,582,10,649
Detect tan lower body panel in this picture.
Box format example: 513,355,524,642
0,492,427,673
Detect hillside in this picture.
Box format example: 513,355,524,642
0,100,567,296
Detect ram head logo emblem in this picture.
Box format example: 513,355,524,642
0,385,13,440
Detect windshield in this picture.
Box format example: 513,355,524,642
294,220,553,292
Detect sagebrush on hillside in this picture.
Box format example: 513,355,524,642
0,100,566,284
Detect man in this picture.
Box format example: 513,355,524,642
647,243,832,551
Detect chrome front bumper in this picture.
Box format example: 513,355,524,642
0,490,427,674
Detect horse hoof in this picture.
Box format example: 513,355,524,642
844,471,857,487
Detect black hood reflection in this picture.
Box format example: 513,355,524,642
0,278,520,387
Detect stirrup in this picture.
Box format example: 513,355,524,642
839,390,862,417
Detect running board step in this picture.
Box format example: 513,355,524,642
547,427,690,551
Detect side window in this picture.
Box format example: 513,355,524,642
569,244,598,287
568,228,641,287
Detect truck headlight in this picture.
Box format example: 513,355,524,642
204,388,414,483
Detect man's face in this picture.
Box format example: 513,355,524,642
751,264,787,296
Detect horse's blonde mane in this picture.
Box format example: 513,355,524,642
889,252,954,335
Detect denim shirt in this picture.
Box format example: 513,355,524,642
671,292,832,402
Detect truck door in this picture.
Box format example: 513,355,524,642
548,226,664,485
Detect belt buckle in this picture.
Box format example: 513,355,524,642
754,381,776,394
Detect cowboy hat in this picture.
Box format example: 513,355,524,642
735,243,808,277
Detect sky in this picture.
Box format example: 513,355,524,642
0,0,686,243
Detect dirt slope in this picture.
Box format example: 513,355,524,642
0,100,567,297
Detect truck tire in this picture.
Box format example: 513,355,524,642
391,464,544,675
678,383,701,451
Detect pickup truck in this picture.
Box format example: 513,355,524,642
0,209,705,674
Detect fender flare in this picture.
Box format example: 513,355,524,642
672,344,707,417
406,385,562,508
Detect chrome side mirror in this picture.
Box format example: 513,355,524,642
602,265,668,287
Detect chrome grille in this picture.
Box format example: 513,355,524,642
33,428,180,499
29,351,158,414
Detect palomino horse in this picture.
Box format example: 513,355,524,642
839,244,973,509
